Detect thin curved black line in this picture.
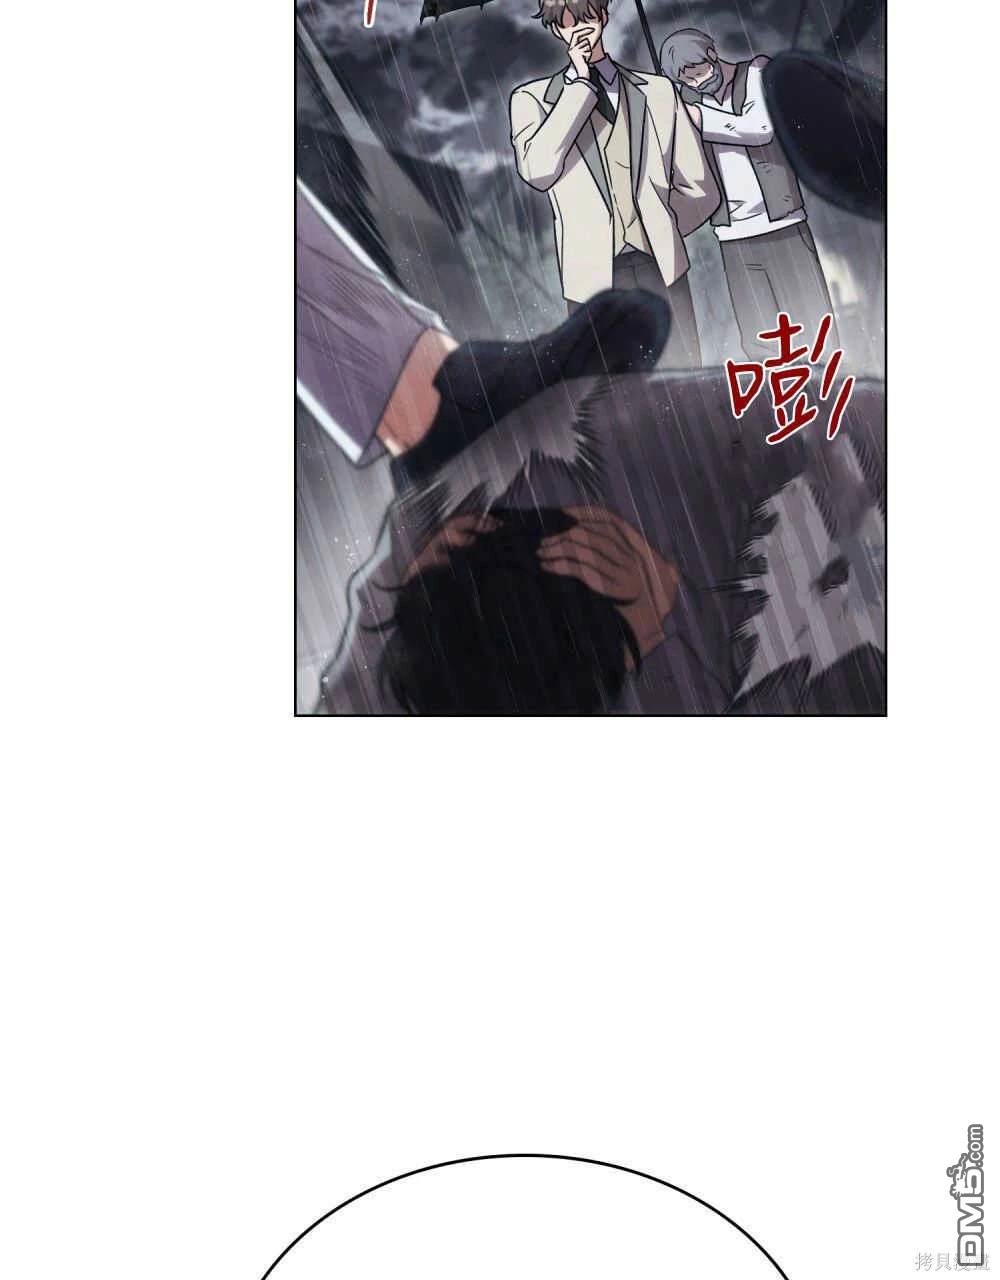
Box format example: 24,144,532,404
260,1152,790,1279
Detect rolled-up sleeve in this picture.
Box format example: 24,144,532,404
698,61,776,148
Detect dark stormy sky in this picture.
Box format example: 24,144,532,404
296,0,884,357
297,0,882,192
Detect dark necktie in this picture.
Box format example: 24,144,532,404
589,67,616,125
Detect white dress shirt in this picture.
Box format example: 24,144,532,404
564,55,620,116
698,60,805,243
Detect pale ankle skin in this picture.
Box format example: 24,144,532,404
376,328,458,457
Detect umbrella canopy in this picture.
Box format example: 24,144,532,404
764,50,885,221
420,0,493,18
419,0,662,71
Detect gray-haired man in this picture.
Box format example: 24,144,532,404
660,28,839,362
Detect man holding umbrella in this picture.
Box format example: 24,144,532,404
509,0,719,368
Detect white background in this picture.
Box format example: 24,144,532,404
1,2,997,1279
268,1156,790,1277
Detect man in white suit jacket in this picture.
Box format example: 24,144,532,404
510,0,720,367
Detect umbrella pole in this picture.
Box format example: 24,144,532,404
632,0,662,73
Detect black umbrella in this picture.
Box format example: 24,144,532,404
419,0,663,75
763,50,885,221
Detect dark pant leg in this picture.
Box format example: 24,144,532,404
568,255,702,368
758,223,839,352
660,272,702,370
614,253,702,369
720,235,782,362
721,223,838,362
565,265,650,317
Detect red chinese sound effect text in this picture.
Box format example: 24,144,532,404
725,313,855,446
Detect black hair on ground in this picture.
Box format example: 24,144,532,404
377,507,640,715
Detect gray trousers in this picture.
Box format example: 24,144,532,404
569,252,702,370
720,222,838,362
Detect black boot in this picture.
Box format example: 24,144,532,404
393,288,669,489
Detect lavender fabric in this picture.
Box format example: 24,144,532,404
296,181,445,464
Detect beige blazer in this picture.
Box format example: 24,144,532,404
510,64,720,304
